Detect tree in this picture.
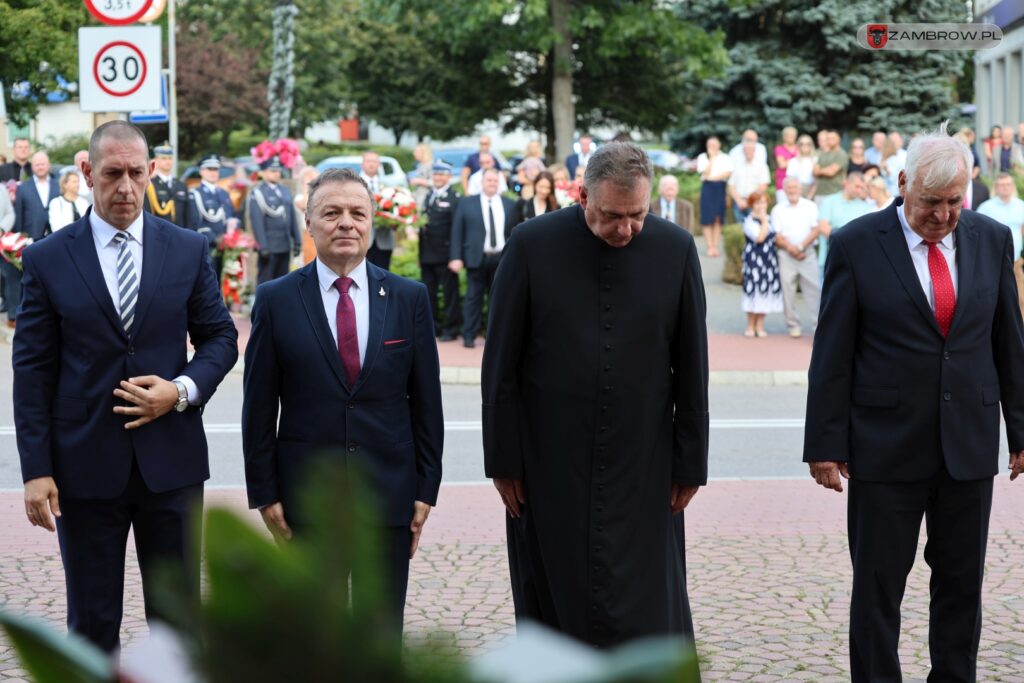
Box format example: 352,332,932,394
395,0,727,157
267,0,299,139
176,22,267,156
671,0,969,155
0,0,86,127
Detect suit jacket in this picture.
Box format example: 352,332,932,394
241,261,444,526
449,194,516,268
0,160,30,183
970,178,989,209
14,175,59,240
803,199,1024,482
654,197,695,234
12,210,239,498
565,153,583,180
419,185,460,264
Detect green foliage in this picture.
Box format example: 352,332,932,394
0,611,113,683
391,240,422,281
722,223,744,285
43,134,90,166
0,0,88,126
672,0,969,155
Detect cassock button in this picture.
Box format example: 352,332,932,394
943,352,951,360
600,426,608,432
604,324,612,331
601,405,609,411
943,392,952,401
348,443,357,452
603,264,612,270
595,546,603,552
603,284,611,291
347,402,356,409
597,525,604,532
127,347,135,356
604,345,612,351
599,465,606,471
604,305,611,312
596,506,604,512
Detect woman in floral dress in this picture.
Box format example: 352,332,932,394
741,191,782,337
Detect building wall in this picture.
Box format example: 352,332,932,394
974,0,1024,141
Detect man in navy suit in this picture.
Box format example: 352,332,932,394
12,121,238,653
242,167,443,630
190,154,235,277
565,134,594,180
3,152,59,328
449,168,516,348
804,124,1024,682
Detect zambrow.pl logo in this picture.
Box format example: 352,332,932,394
857,23,1002,50
867,24,888,49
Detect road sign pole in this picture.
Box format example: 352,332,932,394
168,0,178,174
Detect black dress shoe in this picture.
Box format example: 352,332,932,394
463,339,476,348
439,334,456,342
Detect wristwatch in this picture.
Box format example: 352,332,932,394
172,380,189,413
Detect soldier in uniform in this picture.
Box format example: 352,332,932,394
248,156,300,284
419,161,462,341
191,154,236,277
143,143,194,229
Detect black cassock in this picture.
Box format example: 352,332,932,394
482,205,709,648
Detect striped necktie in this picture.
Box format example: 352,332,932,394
113,232,139,334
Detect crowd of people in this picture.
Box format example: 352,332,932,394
694,124,1024,338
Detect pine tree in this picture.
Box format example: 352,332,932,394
671,0,969,154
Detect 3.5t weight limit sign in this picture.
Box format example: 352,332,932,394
78,27,161,112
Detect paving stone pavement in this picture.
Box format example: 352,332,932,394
2,480,1023,681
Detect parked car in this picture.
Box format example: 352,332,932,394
315,155,408,187
647,149,682,172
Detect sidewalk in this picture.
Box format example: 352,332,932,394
2,480,1023,681
230,315,814,386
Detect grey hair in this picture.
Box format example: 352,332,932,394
88,121,148,165
583,142,653,194
903,121,972,192
306,167,374,214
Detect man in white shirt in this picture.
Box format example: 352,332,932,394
360,150,395,271
241,166,444,633
865,131,886,167
729,128,768,169
771,177,820,337
449,168,516,348
566,134,595,179
466,152,509,196
728,139,771,224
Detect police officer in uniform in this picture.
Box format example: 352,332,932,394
143,143,194,229
191,154,235,277
248,156,300,284
420,161,462,340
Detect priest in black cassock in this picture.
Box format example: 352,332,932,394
482,142,709,651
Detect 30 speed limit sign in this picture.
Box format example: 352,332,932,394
78,27,161,112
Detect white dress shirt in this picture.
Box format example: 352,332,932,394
317,257,369,365
467,170,509,196
729,142,769,168
88,210,200,403
48,195,90,232
659,197,677,223
34,176,51,207
360,172,383,195
770,197,819,246
897,204,958,309
480,193,506,254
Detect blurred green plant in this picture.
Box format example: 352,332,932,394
42,134,91,167
0,460,701,683
722,223,744,285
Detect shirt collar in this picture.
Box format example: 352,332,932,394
898,203,955,251
90,208,145,248
34,175,49,185
201,180,219,191
317,257,368,294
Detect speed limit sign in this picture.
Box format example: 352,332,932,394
78,27,161,112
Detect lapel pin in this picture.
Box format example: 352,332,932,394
379,286,386,297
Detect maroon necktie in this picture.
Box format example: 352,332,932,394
926,242,956,337
334,277,361,385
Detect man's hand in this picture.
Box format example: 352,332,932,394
409,501,432,559
671,484,701,514
493,478,525,518
809,461,849,492
448,259,464,274
259,502,293,542
1009,451,1024,481
112,376,179,429
24,477,60,532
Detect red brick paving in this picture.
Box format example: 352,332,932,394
3,480,1024,681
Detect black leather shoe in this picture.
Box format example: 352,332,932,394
439,334,456,342
463,339,476,348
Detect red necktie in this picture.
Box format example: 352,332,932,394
927,242,956,337
334,277,361,385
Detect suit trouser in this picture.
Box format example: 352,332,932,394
420,262,461,336
1,260,21,322
848,470,993,683
257,252,291,285
55,460,203,653
463,252,502,341
777,250,820,332
367,244,392,271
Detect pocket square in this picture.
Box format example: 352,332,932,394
383,339,408,345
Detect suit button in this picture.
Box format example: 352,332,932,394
604,324,612,331
348,443,357,452
127,347,135,356
943,392,952,401
603,284,611,291
943,352,950,360
604,305,611,312
347,402,355,409
604,345,612,352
